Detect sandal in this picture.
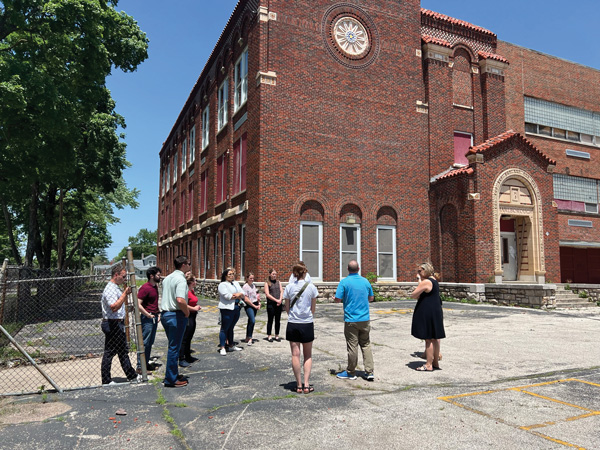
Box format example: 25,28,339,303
303,385,314,394
296,384,304,394
416,365,433,372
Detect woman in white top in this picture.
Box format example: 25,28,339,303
284,262,318,394
218,268,245,355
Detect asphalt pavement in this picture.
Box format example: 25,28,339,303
1,299,599,449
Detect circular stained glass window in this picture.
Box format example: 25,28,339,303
333,17,369,57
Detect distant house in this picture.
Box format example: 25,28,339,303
93,254,157,280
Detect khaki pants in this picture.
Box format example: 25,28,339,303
344,320,374,374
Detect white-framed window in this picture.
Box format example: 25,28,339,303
300,221,322,281
377,226,397,280
234,48,248,112
166,162,170,190
189,126,196,164
240,224,246,280
221,230,226,274
173,154,178,184
340,224,361,279
218,78,228,130
202,106,210,149
181,139,187,174
230,227,236,269
214,233,218,279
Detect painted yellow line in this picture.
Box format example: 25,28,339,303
439,378,599,450
527,430,587,450
516,389,596,412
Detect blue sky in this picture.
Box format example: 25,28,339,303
105,0,600,259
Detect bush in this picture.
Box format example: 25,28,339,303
364,272,394,302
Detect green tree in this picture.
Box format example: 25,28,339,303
0,0,148,268
116,228,156,260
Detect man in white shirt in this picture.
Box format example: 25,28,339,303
100,265,137,385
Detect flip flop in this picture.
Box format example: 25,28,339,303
416,365,433,372
303,385,314,394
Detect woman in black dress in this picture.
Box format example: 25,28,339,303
411,263,445,371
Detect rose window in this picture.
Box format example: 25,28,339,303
333,17,369,57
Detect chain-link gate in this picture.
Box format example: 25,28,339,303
0,261,143,395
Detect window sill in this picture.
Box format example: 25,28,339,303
231,190,247,201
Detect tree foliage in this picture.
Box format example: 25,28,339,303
116,228,156,260
0,0,148,269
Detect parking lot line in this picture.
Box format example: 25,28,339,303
438,378,600,449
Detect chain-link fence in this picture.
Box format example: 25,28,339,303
0,267,141,395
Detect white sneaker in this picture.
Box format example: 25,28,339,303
220,348,227,356
231,346,243,351
247,340,253,346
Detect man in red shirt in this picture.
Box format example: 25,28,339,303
137,266,162,373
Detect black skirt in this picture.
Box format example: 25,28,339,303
286,322,314,343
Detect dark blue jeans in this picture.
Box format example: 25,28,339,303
160,311,186,385
137,315,158,370
219,306,240,348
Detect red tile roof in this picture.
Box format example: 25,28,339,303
421,9,496,37
478,51,509,64
436,167,474,181
467,130,556,165
421,35,452,48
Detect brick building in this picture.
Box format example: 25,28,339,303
157,0,600,285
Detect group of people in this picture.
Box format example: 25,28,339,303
100,256,446,390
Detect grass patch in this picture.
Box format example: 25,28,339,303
156,387,166,405
173,402,187,408
162,408,185,441
440,294,478,304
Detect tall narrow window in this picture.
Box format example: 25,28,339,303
453,131,472,166
166,206,170,231
300,221,322,280
202,106,210,149
166,162,171,189
234,48,248,112
340,225,360,279
197,238,202,277
171,199,176,230
188,184,194,220
230,227,236,269
200,170,207,213
218,79,229,130
173,154,178,184
180,191,186,225
452,50,473,107
181,139,187,174
221,230,226,274
216,153,228,204
203,236,209,278
377,226,396,280
233,133,247,195
189,126,196,163
240,225,246,280
214,234,218,279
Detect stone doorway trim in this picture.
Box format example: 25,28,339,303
492,168,546,283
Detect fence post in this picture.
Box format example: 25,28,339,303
121,257,130,342
0,259,8,325
127,248,147,381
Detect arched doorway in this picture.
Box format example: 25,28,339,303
492,169,546,283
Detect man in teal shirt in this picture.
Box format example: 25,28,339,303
334,260,375,381
160,255,190,387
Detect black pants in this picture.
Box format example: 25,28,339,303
101,320,136,384
179,312,197,361
266,301,282,336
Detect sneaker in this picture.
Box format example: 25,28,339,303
185,357,198,363
365,372,375,381
103,380,118,386
179,360,191,368
336,370,357,380
220,348,227,356
229,346,243,352
164,380,188,388
247,340,253,346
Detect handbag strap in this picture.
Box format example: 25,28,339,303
289,281,310,310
